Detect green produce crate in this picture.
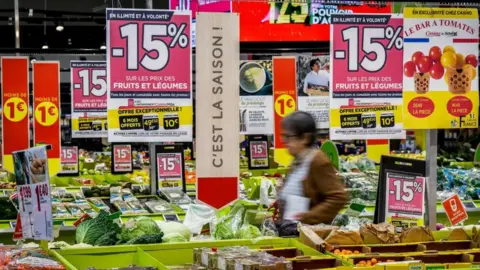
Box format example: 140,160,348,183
52,238,323,269
51,246,168,270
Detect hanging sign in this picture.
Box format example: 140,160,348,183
247,135,269,170
196,13,239,209
155,144,185,190
12,146,53,240
375,156,426,230
1,57,30,173
273,56,297,167
442,194,468,226
32,62,61,176
330,14,405,140
403,8,479,129
71,61,107,138
59,146,79,175
106,8,193,142
239,60,274,135
112,144,133,173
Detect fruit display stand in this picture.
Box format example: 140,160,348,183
50,238,341,270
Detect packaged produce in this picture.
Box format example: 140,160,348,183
399,226,434,243
52,203,71,218
78,203,97,217
87,198,110,212
126,200,148,214
110,186,122,203
122,189,136,202
212,204,245,240
113,200,135,214
65,203,84,217
144,200,174,213
360,223,398,244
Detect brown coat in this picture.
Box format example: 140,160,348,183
282,150,349,225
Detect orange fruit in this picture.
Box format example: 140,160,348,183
371,258,378,264
354,250,360,254
359,260,366,265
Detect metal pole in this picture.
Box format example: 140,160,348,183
425,130,438,230
145,0,152,9
14,0,20,49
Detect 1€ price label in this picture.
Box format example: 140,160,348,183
4,97,28,122
157,153,182,177
275,94,296,117
35,101,59,127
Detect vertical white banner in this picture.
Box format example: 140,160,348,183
195,13,240,209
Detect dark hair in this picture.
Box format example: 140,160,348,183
309,58,319,70
281,111,317,146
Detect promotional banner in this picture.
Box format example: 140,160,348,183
157,152,183,188
13,146,53,240
112,144,133,173
273,57,297,167
330,14,405,140
232,2,391,42
59,146,79,175
106,9,193,142
239,60,274,135
71,61,107,138
196,13,239,209
386,173,426,226
32,62,61,176
169,0,231,47
403,8,479,129
297,55,330,129
1,57,30,173
247,135,269,170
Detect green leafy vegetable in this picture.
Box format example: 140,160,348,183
118,216,161,243
163,232,188,243
126,233,163,244
156,221,191,241
94,231,118,246
76,210,120,245
238,224,262,239
213,204,245,240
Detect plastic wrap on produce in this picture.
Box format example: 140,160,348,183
437,167,480,200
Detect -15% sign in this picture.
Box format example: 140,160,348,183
275,94,296,117
250,142,268,158
389,178,423,202
334,25,403,72
74,69,107,97
35,101,58,126
112,22,189,71
158,153,181,177
114,146,131,162
61,147,78,163
4,97,28,122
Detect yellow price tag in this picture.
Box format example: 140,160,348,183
35,101,58,126
4,97,28,122
275,94,296,117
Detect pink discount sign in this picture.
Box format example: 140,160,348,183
387,174,425,216
113,144,132,173
107,9,191,99
157,153,182,178
71,61,107,112
61,146,78,164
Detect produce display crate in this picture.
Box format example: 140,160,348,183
407,252,474,268
51,247,168,270
51,238,330,270
421,240,478,251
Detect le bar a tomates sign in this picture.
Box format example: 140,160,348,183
106,9,193,142
196,13,239,209
71,61,108,138
32,62,61,176
1,57,30,173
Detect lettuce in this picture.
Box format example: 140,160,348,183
118,216,161,243
156,221,191,241
239,224,262,239
76,211,120,245
163,232,188,243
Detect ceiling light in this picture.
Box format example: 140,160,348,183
28,9,33,17
42,42,48,49
56,21,64,32
100,43,106,49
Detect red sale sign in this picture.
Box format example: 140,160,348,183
113,144,132,173
442,194,468,226
1,57,30,173
32,62,61,176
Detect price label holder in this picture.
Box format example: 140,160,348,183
464,201,477,209
375,155,426,229
58,146,79,176
111,144,133,174
9,221,16,229
442,194,468,226
152,143,186,193
162,213,180,222
247,135,270,170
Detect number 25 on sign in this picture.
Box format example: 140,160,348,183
35,101,58,126
275,94,296,117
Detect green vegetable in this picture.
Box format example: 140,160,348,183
126,233,163,244
156,221,191,241
238,224,262,239
163,232,188,243
94,231,118,246
213,204,245,240
76,211,120,245
118,216,161,242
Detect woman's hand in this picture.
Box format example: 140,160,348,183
267,201,279,221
